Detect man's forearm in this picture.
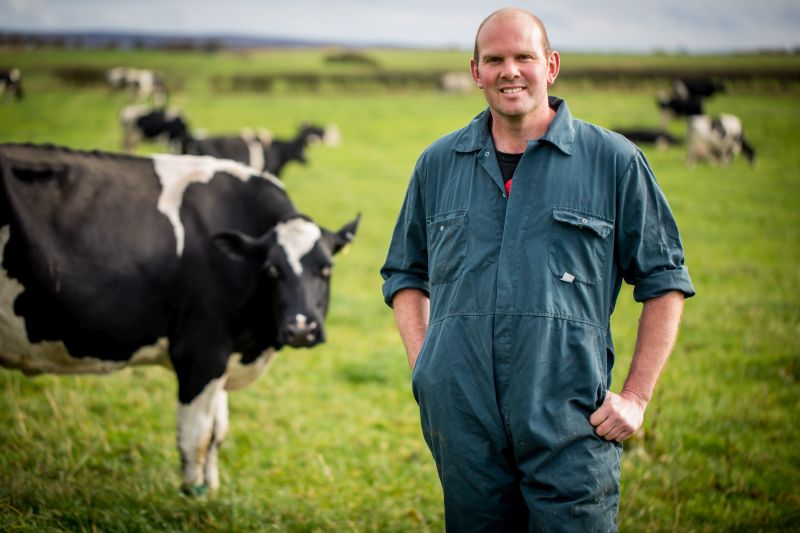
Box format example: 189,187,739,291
590,290,685,441
392,288,430,369
622,290,685,404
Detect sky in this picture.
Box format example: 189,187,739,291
1,0,799,53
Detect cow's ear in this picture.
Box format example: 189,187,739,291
212,231,267,263
325,213,361,255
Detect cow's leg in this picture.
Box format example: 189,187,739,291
203,388,229,491
176,375,228,495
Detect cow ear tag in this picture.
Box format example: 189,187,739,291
560,272,575,283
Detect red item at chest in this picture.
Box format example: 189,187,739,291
505,178,513,197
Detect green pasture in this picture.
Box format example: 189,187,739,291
0,49,798,531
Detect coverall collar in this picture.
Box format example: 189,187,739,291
453,96,575,156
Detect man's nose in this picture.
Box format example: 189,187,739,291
500,59,520,79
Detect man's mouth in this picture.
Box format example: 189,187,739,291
500,87,524,94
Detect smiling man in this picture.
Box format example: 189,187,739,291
381,7,695,532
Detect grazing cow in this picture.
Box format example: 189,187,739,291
183,123,341,177
121,104,190,153
613,127,681,150
673,77,725,100
0,68,24,101
0,143,359,495
107,66,168,105
657,93,704,119
657,77,725,127
686,113,756,167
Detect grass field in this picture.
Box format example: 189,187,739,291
0,48,798,531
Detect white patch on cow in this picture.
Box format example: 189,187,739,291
295,314,307,328
224,348,276,391
152,154,284,255
719,114,742,137
119,103,150,124
0,225,172,374
275,218,321,276
177,376,228,491
243,136,265,172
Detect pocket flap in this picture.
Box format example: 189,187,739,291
552,208,613,238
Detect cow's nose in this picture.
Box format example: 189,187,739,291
282,316,320,347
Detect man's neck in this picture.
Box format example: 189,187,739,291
490,105,556,153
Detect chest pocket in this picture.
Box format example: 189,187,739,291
427,209,468,285
548,207,613,286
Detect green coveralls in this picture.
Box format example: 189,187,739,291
381,97,695,532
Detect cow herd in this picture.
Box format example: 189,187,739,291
0,65,357,495
110,67,341,178
615,76,756,167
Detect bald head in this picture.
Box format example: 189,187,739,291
473,8,551,63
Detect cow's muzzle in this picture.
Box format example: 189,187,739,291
280,314,322,347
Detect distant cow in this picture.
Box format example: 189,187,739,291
107,67,168,105
183,123,340,177
121,104,190,153
0,143,359,495
673,77,725,100
0,68,23,101
686,113,756,167
614,127,681,150
657,93,704,119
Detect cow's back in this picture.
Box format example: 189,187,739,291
0,145,182,370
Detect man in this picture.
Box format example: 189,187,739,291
380,7,695,532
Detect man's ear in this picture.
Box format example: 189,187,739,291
212,230,269,263
547,50,560,86
470,58,483,89
323,213,361,255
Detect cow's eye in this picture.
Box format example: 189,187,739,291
267,265,280,279
320,265,332,278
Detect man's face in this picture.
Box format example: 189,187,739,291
470,13,559,123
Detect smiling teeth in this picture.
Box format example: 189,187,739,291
501,88,523,94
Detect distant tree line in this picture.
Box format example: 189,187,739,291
0,32,223,52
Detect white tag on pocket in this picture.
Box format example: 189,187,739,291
560,272,575,283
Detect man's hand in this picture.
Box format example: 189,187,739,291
589,390,647,442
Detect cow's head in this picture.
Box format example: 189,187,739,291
299,123,341,148
213,214,360,348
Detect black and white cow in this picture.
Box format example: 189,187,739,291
182,123,340,177
613,127,681,150
686,113,756,167
657,77,725,126
107,66,168,105
657,93,704,119
0,143,359,495
0,68,24,101
121,104,191,153
673,77,725,101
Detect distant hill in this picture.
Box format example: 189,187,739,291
0,30,408,50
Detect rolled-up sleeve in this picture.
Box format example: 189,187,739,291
615,150,696,302
380,162,430,307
